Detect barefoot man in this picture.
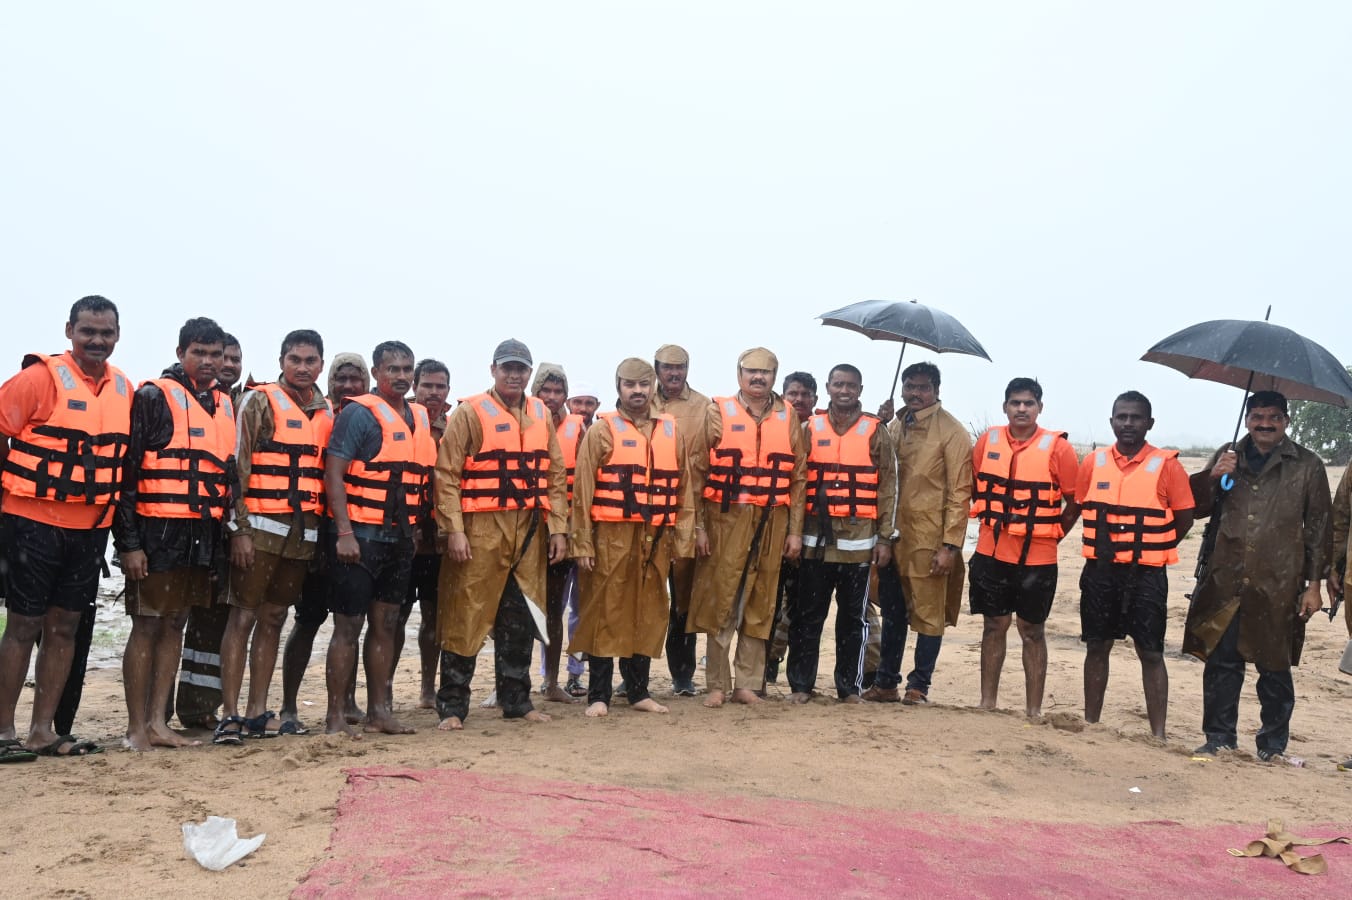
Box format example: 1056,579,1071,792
323,340,434,736
0,296,130,757
969,377,1078,718
433,339,568,730
115,317,238,750
570,358,694,717
689,348,806,708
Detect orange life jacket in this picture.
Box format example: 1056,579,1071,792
337,394,435,529
591,411,680,525
805,413,879,520
556,413,584,502
1080,447,1180,566
460,393,552,513
971,425,1065,541
1,353,132,507
135,378,237,520
703,396,796,510
243,384,334,517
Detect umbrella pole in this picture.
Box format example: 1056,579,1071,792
888,343,909,398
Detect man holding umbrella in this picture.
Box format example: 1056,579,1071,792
689,348,807,708
1185,391,1331,761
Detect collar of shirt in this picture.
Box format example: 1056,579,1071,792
277,375,329,412
1110,440,1157,471
60,350,112,391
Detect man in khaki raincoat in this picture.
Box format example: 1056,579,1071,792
865,362,972,704
651,343,710,696
1185,390,1330,760
569,358,695,717
433,339,568,729
688,348,806,707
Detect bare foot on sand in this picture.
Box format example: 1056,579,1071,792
418,692,436,710
364,715,416,735
630,698,669,714
437,716,464,731
840,694,863,704
149,723,201,748
730,689,762,705
586,701,609,718
788,692,812,704
703,690,726,709
122,732,156,752
542,684,577,704
522,710,552,723
480,691,498,709
325,717,363,739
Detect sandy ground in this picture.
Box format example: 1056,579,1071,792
5,459,1352,897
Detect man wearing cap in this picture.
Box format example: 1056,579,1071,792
567,383,601,428
651,343,710,696
434,339,568,729
689,348,807,707
570,358,695,716
528,362,584,703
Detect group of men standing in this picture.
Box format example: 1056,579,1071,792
0,296,1344,766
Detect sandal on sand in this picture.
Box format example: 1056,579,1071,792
32,735,103,757
277,720,309,736
244,711,283,738
0,739,38,763
213,717,246,746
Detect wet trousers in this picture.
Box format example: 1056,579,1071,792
1202,610,1295,755
587,655,652,706
788,559,869,698
436,574,536,721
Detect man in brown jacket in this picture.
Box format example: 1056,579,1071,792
651,343,709,696
865,362,972,704
1185,391,1331,761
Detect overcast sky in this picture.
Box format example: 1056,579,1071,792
3,2,1349,447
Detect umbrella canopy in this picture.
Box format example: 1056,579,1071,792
818,298,991,395
1142,319,1352,408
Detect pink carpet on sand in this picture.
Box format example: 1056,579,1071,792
295,767,1348,898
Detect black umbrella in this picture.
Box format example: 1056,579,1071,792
818,298,992,396
1142,311,1352,471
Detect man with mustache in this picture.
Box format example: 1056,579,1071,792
434,339,568,730
1185,391,1331,761
323,341,434,737
278,353,369,730
115,317,239,751
570,358,694,717
407,358,450,709
567,383,601,427
1060,391,1193,739
865,362,972,705
969,377,1079,719
651,343,709,696
172,331,244,731
214,330,332,743
0,296,130,758
788,364,897,703
689,348,807,708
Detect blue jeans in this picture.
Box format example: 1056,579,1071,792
875,563,943,694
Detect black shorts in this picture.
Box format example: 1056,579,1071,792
1078,558,1168,652
403,553,441,613
326,535,414,617
0,513,108,617
293,569,329,628
968,553,1057,624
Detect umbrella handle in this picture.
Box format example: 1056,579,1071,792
1220,473,1234,491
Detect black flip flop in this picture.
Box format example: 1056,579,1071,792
0,739,38,763
32,735,103,757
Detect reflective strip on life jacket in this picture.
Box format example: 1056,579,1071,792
338,394,435,529
460,393,552,513
970,426,1065,540
135,378,237,520
1080,448,1180,566
244,385,334,517
804,413,879,520
703,396,795,510
1,353,132,506
591,412,681,525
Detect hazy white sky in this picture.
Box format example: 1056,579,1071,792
3,2,1349,447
